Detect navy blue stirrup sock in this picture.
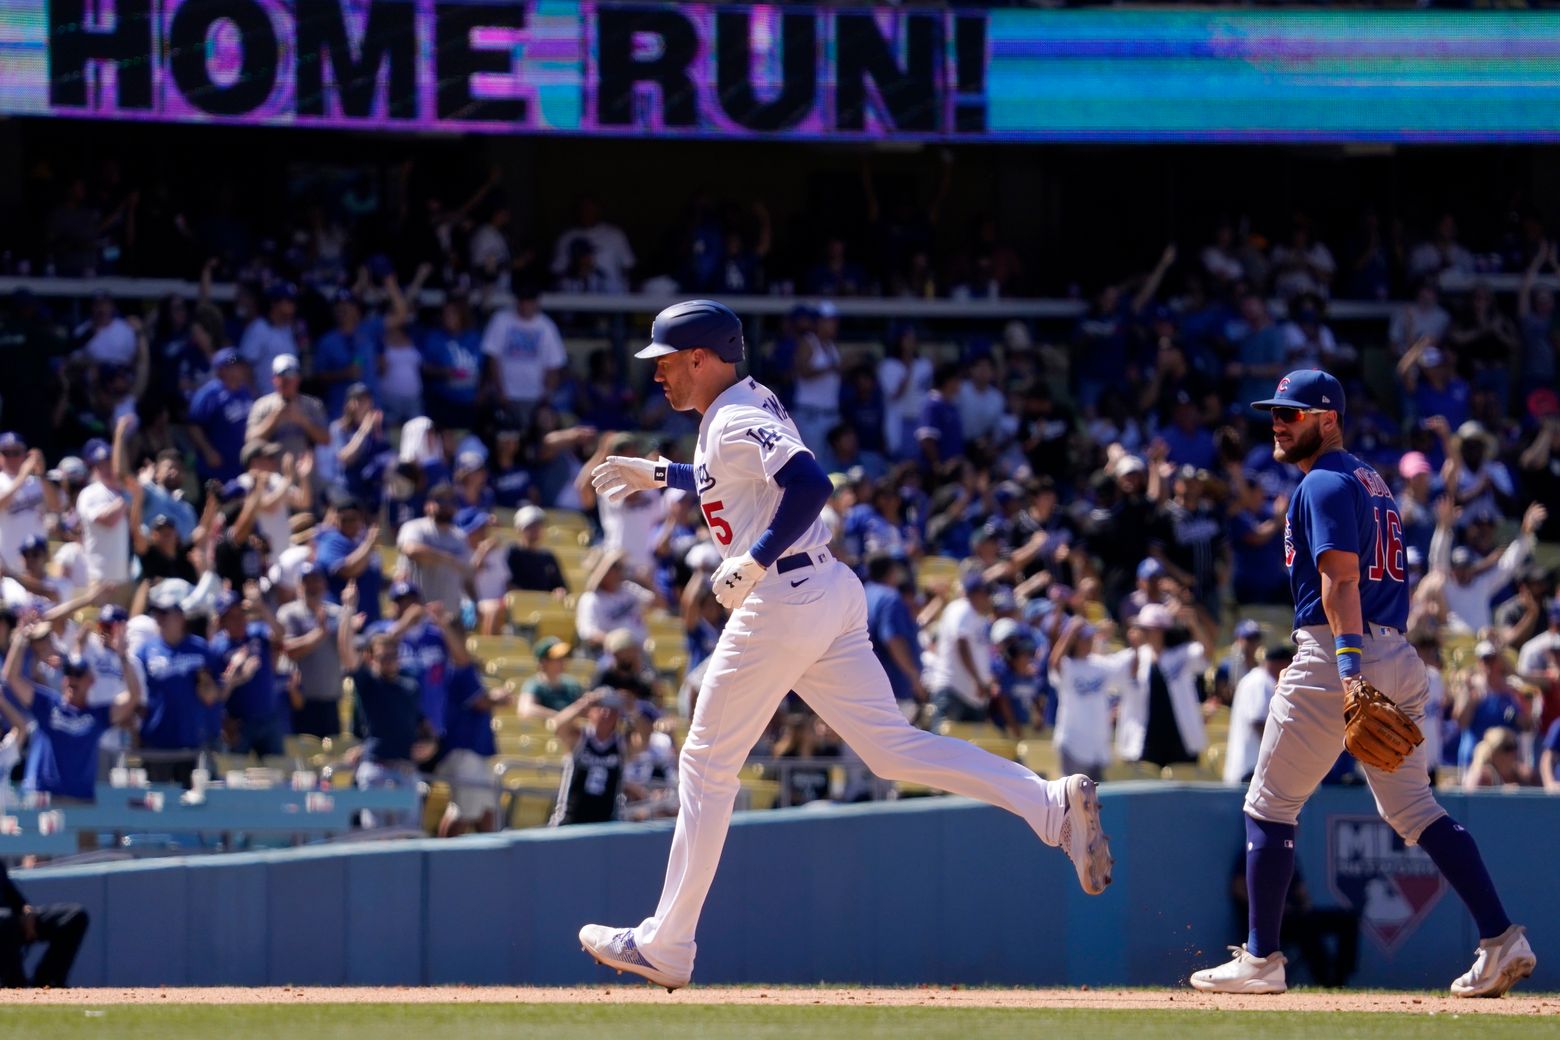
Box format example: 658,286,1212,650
1245,815,1297,958
1417,815,1511,939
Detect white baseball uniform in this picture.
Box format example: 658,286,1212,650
629,377,1072,981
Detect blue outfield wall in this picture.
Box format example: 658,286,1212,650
17,783,1559,989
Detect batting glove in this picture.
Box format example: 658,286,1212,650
712,552,766,610
590,455,665,504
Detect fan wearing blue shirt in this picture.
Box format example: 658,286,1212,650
420,299,482,428
209,588,288,757
133,585,228,782
0,631,141,803
186,349,254,482
435,653,512,837
314,498,383,623
313,292,382,419
388,582,454,734
863,555,925,710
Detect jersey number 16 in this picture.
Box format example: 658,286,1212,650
1366,507,1405,583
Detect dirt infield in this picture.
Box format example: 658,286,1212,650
0,986,1553,1015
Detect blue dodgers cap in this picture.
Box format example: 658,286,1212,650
18,533,47,556
0,432,23,452
213,347,244,368
1235,619,1263,640
454,506,493,534
389,580,421,601
1251,370,1346,418
636,300,746,363
213,589,242,615
98,604,129,624
1136,557,1164,582
82,438,111,465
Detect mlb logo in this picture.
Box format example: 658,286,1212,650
1327,815,1447,953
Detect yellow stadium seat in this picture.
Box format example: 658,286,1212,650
917,555,962,590
507,791,557,829
544,509,590,534
1160,763,1217,782
422,781,451,834
1018,741,1060,779
740,778,780,811
1103,761,1161,782
524,610,577,644
969,736,1019,761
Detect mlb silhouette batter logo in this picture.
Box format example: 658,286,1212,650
1327,815,1447,953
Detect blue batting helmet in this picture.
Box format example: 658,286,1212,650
636,300,745,364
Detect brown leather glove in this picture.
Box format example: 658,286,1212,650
1343,676,1424,772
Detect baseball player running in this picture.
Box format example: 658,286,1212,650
1192,370,1535,998
578,300,1112,990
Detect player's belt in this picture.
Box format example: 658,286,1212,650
776,549,832,574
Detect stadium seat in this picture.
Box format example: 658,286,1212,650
1160,763,1217,782
740,778,780,811
968,736,1020,761
422,780,451,834
917,555,962,591
1018,740,1060,779
1103,761,1161,782
506,791,557,829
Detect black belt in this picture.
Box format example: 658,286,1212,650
776,549,831,574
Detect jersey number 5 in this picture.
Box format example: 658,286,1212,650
702,500,733,545
1367,507,1405,583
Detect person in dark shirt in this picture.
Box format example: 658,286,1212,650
507,505,568,596
132,511,197,586
549,687,626,825
338,581,435,828
0,858,90,988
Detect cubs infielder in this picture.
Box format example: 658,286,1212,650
1191,370,1535,997
579,300,1112,989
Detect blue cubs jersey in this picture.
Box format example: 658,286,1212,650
1283,449,1409,631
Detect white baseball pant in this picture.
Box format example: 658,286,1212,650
631,551,1070,980
1244,623,1445,843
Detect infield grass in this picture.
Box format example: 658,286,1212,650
8,1004,1556,1040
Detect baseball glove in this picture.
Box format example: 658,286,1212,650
1343,676,1424,772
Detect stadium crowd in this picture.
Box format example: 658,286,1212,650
0,156,1557,841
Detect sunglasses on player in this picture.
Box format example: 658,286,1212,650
1268,407,1328,424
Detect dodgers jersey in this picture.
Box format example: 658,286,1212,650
693,377,830,560
1283,449,1409,631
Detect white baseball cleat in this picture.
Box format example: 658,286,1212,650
1058,774,1113,895
1450,924,1536,998
579,924,690,992
1189,945,1288,994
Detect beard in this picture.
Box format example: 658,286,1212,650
1273,421,1324,464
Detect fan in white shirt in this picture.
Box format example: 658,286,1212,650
1048,619,1133,780
480,290,567,411
76,438,131,586
0,434,57,569
1223,645,1293,785
923,578,996,722
575,550,654,651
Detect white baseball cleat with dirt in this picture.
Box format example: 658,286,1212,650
579,924,690,992
1058,774,1113,895
1189,945,1289,994
1450,924,1536,998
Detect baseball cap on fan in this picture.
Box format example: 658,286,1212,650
635,300,746,363
1251,370,1346,419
